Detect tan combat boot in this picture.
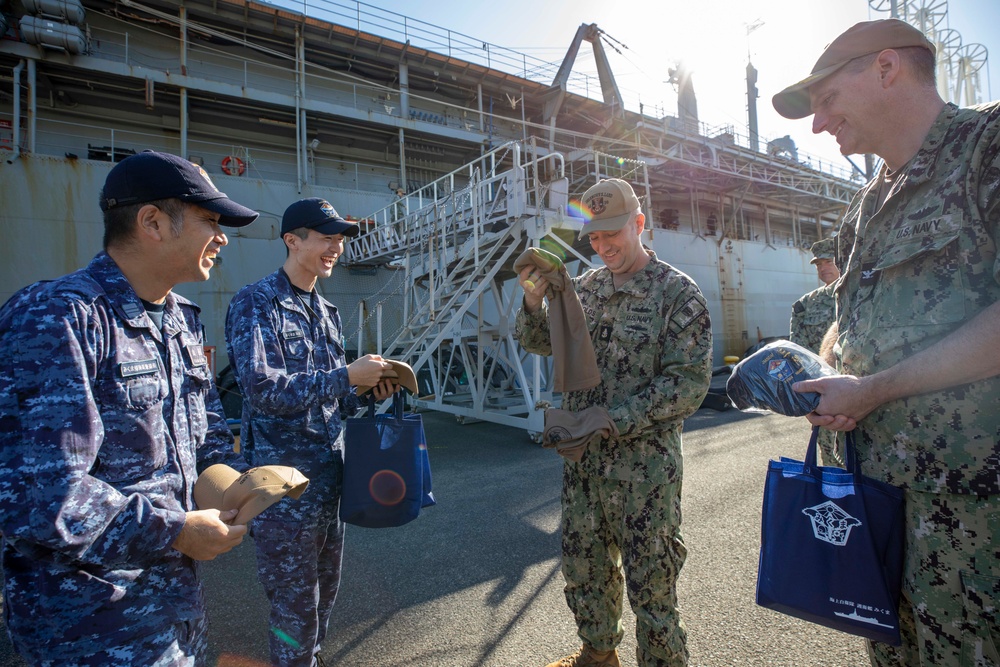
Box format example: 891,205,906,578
544,645,621,667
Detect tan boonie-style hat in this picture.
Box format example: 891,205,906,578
578,178,641,239
355,359,419,396
772,19,936,120
194,464,309,525
809,238,837,264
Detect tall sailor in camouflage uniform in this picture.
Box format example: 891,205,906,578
517,178,712,667
0,151,256,665
775,19,1000,667
789,237,843,466
225,197,397,667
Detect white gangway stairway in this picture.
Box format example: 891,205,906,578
343,141,588,435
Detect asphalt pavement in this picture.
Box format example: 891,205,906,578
0,408,870,666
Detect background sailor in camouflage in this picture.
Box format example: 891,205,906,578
0,151,255,665
517,178,712,667
775,19,1000,667
789,237,843,466
789,238,841,355
225,197,396,667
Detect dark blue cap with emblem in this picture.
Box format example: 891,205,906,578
280,197,360,237
100,150,259,227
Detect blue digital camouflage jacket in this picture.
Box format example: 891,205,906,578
225,269,361,518
0,252,242,660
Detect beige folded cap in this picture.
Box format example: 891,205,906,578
194,464,310,525
356,359,418,395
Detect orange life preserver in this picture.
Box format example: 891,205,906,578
221,155,245,176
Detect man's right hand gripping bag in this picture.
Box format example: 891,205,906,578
340,394,435,528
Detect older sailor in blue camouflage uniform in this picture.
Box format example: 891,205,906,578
517,178,712,667
0,151,256,666
225,197,395,667
776,19,1000,667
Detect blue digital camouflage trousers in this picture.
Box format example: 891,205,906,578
561,464,688,667
36,616,207,667
251,503,345,667
869,491,1000,667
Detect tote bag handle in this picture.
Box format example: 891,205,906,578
804,425,859,474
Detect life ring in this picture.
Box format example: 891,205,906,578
221,155,245,176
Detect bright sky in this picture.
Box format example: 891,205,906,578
335,0,998,172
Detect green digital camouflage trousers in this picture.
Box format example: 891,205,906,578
561,463,688,667
818,428,844,468
869,491,1000,667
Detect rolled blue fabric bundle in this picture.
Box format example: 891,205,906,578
726,340,837,416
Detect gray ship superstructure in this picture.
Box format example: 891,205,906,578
1,0,865,433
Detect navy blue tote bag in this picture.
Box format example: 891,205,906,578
756,426,905,645
340,394,435,528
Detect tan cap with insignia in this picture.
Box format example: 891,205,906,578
773,19,935,120
578,178,641,239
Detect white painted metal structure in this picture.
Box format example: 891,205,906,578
870,0,991,106
344,141,580,431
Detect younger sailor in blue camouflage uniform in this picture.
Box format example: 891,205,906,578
776,19,1000,667
225,197,396,667
517,179,712,667
0,151,256,666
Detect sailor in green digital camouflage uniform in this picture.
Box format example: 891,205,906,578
516,178,712,667
789,237,844,466
790,238,841,355
776,19,1000,667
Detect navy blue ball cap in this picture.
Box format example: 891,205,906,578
100,150,259,227
726,340,837,416
280,198,360,237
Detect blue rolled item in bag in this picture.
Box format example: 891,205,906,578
726,340,837,416
756,427,905,645
340,394,435,528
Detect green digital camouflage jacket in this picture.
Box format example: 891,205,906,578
835,102,1000,495
516,249,713,484
790,281,837,354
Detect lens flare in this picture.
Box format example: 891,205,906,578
565,200,592,221
616,157,625,166
538,238,566,261
370,470,406,506
271,627,301,649
217,654,272,667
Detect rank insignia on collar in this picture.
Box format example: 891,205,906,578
122,302,144,319
860,262,880,287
